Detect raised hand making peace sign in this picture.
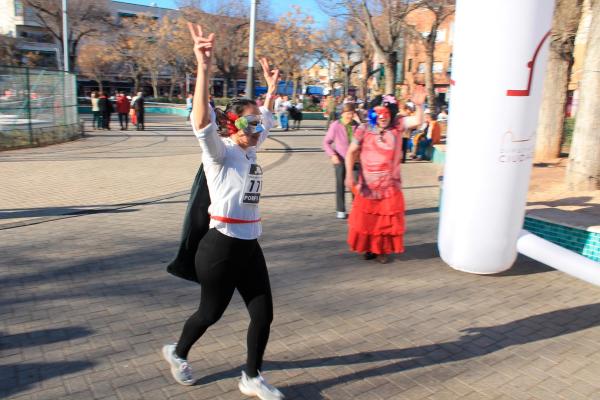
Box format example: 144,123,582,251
258,57,280,94
187,23,215,70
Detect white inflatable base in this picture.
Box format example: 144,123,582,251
449,265,512,275
517,230,600,286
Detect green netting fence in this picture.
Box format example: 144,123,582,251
0,65,81,149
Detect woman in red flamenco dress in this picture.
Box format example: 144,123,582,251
344,91,424,263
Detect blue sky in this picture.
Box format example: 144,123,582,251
123,0,331,26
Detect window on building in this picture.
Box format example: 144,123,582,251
433,62,444,73
15,0,24,16
417,63,425,74
407,59,413,72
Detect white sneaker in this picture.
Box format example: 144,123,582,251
162,343,196,386
336,211,347,219
238,371,284,400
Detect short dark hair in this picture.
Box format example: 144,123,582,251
214,98,258,137
225,98,257,116
342,103,355,113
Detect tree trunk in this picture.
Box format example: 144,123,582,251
425,43,436,112
344,65,353,97
98,79,103,93
168,73,176,100
535,56,572,162
292,75,298,99
360,60,371,102
223,78,229,98
535,0,583,162
134,73,141,94
69,41,78,73
151,72,159,98
566,0,600,190
383,51,397,94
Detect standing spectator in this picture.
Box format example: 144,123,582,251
278,95,290,131
186,93,194,121
356,102,367,123
323,103,359,219
116,92,131,130
132,91,145,131
399,103,415,163
288,97,303,130
91,91,101,130
414,112,442,160
98,92,113,130
437,107,448,122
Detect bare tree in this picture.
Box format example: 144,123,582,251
566,0,600,190
535,0,584,162
0,35,21,66
112,25,144,94
404,0,455,111
181,4,249,97
160,15,196,99
78,41,118,92
23,0,113,71
257,6,316,98
316,19,365,96
353,0,418,94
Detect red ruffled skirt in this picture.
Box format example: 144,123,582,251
347,189,405,255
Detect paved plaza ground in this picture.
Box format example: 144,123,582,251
1,115,600,400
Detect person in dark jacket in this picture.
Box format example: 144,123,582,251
116,92,131,130
98,92,113,130
132,91,145,131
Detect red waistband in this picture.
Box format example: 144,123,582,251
211,215,261,224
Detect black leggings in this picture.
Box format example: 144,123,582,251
118,113,128,129
175,229,273,377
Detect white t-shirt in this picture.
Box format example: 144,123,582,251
278,100,291,113
274,97,283,112
192,105,273,240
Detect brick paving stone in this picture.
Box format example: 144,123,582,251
1,115,600,399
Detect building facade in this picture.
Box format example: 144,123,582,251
0,1,252,97
0,0,175,69
402,9,454,106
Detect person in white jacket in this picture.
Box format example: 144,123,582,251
162,23,284,400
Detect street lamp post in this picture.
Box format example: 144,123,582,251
62,0,69,72
245,0,257,99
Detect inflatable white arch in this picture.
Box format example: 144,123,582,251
438,0,600,284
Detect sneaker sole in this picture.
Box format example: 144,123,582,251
161,345,196,386
238,381,283,400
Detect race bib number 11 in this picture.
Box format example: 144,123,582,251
241,164,263,205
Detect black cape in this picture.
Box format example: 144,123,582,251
166,163,211,283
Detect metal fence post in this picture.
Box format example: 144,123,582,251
25,67,33,145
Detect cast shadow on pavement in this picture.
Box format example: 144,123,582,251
0,326,92,350
195,303,600,399
0,361,94,398
0,206,138,220
0,326,95,397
